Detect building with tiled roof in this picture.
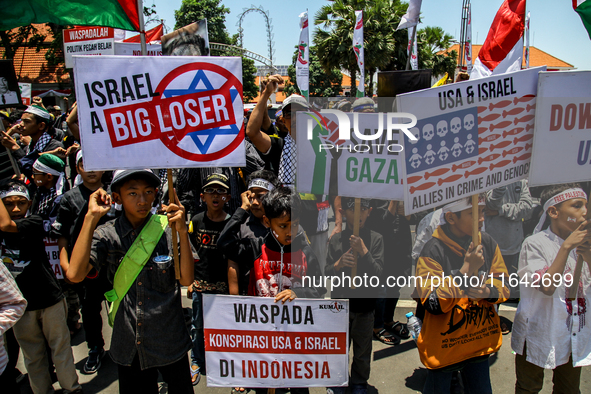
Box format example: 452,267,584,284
446,44,575,72
1,25,71,86
1,24,71,108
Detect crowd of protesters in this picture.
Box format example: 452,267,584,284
0,74,588,394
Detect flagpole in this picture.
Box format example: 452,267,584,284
137,0,147,56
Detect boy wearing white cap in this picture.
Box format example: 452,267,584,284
6,105,64,181
415,195,509,394
512,184,591,394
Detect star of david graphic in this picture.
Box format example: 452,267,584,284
161,70,240,154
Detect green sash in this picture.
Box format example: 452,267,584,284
104,214,168,327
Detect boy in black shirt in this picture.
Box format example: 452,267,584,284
187,173,231,385
51,151,109,374
67,169,195,394
0,179,81,394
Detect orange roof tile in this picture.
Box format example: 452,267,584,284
445,44,574,70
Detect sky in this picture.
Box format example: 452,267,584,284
147,0,591,70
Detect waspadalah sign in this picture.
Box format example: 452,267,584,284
203,295,349,388
64,26,115,68
529,71,591,186
396,67,546,215
296,110,405,200
73,56,245,170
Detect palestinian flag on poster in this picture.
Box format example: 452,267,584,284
574,0,591,39
0,0,140,31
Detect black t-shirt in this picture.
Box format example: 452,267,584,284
259,135,284,173
189,212,230,286
0,215,63,310
51,184,109,254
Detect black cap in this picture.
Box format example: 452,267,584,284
110,169,161,192
342,197,371,210
203,173,230,190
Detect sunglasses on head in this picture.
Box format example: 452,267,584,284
203,187,228,194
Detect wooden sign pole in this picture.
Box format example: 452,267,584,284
568,197,591,301
471,194,479,246
351,198,361,289
168,169,181,280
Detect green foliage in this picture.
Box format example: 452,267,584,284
284,46,343,97
174,0,234,45
242,56,258,102
313,1,457,93
417,26,458,77
314,0,409,96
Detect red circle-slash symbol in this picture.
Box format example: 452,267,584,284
153,62,244,162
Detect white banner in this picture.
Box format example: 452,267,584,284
44,237,63,280
296,111,405,200
203,295,349,388
397,0,423,30
396,67,545,214
63,26,115,69
465,3,473,74
408,28,418,71
296,12,309,97
73,56,245,171
529,71,591,186
114,42,162,57
353,11,364,97
18,82,31,106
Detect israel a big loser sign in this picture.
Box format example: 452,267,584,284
73,56,245,170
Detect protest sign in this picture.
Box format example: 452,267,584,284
44,237,63,280
114,42,162,57
529,71,591,186
203,295,349,388
296,109,405,200
0,60,22,108
18,83,31,106
63,26,115,68
73,55,245,170
162,20,210,56
396,67,545,214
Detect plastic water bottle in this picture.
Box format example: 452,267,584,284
406,312,422,342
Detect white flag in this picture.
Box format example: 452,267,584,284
353,10,364,97
524,11,530,69
465,3,473,73
397,0,423,30
408,28,418,70
296,12,310,98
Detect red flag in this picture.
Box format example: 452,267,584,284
124,24,164,43
470,0,526,79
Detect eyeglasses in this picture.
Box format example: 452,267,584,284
203,188,228,194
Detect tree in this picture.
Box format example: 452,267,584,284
174,0,234,45
417,26,458,78
284,46,343,97
174,0,258,101
314,0,408,96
